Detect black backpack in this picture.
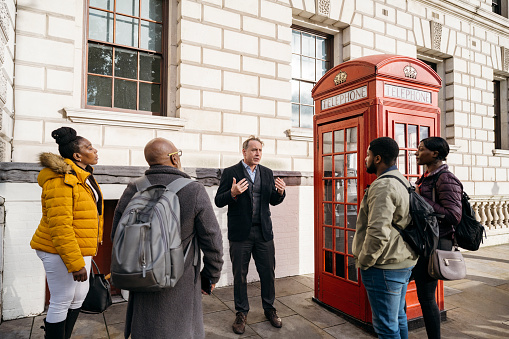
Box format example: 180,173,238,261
383,175,440,258
433,172,486,251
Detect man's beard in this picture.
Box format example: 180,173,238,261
366,161,377,174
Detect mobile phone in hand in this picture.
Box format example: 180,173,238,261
201,274,212,295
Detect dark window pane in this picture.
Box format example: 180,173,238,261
347,205,357,230
139,53,161,82
324,251,333,273
115,48,137,79
335,229,345,252
302,33,315,57
141,21,162,52
323,179,332,201
139,83,161,113
87,75,112,107
292,30,301,53
324,203,332,225
335,253,345,278
334,130,344,152
114,79,137,109
116,15,139,47
292,54,301,78
323,132,332,154
335,204,344,227
300,82,313,105
89,9,113,42
302,56,315,81
141,0,164,22
117,0,139,17
90,0,113,11
324,227,333,250
291,104,299,126
88,44,112,75
301,105,313,129
348,256,358,282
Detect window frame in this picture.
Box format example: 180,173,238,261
291,25,333,129
83,0,168,116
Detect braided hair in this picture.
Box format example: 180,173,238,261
51,127,83,160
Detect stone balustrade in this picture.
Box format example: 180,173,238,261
470,195,509,231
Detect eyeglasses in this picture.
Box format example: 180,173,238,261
168,150,182,157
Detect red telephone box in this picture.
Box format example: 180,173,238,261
312,54,443,325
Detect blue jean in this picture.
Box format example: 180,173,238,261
361,266,414,339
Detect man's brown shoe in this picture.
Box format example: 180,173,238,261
264,309,282,328
232,312,247,334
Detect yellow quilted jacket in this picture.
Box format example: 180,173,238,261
30,153,104,273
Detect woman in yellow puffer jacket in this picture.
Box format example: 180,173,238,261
30,127,103,339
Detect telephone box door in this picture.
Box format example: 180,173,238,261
316,116,366,319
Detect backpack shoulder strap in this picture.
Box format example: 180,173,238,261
380,174,410,189
166,177,193,194
134,175,152,192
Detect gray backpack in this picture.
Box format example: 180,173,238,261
111,176,197,292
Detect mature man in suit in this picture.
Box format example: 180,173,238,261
215,136,286,334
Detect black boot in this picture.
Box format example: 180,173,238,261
64,308,81,339
42,318,66,339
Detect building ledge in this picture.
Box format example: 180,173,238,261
63,107,186,131
493,149,509,157
286,128,313,142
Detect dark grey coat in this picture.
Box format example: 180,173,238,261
111,165,223,339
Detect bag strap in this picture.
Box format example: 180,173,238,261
166,177,193,194
380,174,411,190
89,259,100,278
431,169,447,203
134,175,152,192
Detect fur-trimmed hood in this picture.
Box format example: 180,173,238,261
39,152,72,174
37,152,92,188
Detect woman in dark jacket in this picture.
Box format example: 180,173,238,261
414,137,463,339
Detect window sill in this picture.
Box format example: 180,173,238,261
64,107,186,131
493,149,509,157
286,127,313,141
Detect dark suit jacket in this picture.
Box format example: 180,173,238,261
215,161,286,242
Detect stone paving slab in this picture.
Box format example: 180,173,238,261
249,314,336,339
252,276,313,298
0,316,32,339
223,296,296,324
212,282,261,302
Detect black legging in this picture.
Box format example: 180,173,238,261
412,237,453,339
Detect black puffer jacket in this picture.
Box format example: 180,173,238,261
416,164,463,237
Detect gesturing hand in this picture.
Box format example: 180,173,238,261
72,267,88,282
231,177,249,198
275,177,286,195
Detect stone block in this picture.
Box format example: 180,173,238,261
345,26,373,48
483,167,495,181
474,52,486,65
178,107,222,132
46,69,74,92
10,143,55,162
277,24,292,42
223,113,258,135
130,149,146,166
489,156,501,167
180,20,221,48
453,166,468,181
260,138,276,154
277,100,291,118
16,35,74,68
475,155,488,166
179,64,221,90
386,23,406,40
243,16,276,39
15,89,74,118
375,34,396,54
496,168,507,182
277,63,292,80
179,44,201,64
260,38,291,62
202,48,240,71
470,114,482,128
43,122,102,145
182,152,221,168
356,0,374,15
375,4,395,23
95,147,130,166
180,0,201,20
481,66,492,80
293,157,313,172
202,91,240,111
48,16,76,41
363,16,384,33
470,88,482,103
454,85,468,100
17,9,46,35
277,139,307,156
103,126,154,147
224,30,258,56
203,5,241,30
15,64,44,90
177,87,201,108
396,40,416,58
474,78,487,91
17,0,75,15
462,154,472,166
243,56,276,77
260,117,291,138
483,116,494,130
202,134,239,152
396,10,412,29
471,140,483,154
261,0,292,25
13,120,43,143
482,91,494,106
224,71,259,96
340,0,355,24
224,0,258,16
155,130,201,150
260,78,291,100
243,97,276,116
260,156,292,170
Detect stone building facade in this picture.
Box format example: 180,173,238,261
0,0,509,320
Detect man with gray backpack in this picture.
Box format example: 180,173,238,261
110,138,223,339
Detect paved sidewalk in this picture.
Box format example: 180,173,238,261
2,244,509,338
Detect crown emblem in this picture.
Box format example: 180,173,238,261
403,64,417,79
334,70,347,85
